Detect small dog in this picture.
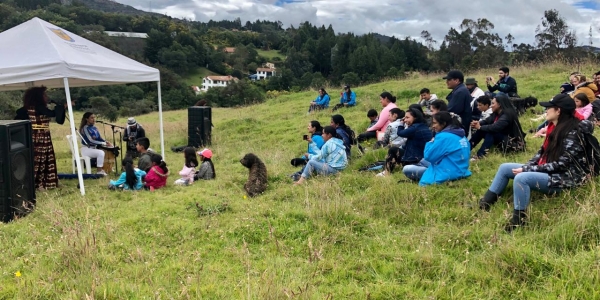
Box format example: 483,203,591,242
240,153,268,197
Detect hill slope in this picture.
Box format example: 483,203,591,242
1,62,600,298
76,0,162,16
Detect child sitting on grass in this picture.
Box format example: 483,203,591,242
108,157,146,190
194,148,216,180
144,154,169,190
174,147,198,186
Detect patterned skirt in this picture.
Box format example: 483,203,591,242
32,128,58,190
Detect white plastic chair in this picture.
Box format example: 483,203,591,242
66,135,92,174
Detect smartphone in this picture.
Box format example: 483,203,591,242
303,134,308,140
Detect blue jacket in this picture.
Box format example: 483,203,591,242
308,137,348,170
81,124,106,148
314,94,330,107
340,91,357,106
446,83,472,132
397,122,432,163
109,168,147,190
308,132,324,155
419,127,472,186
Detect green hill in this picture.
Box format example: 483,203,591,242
2,62,600,298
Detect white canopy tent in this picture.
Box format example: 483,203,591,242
0,17,165,196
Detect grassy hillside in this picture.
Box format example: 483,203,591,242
2,62,600,298
183,67,222,86
257,49,285,60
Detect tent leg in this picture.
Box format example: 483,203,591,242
157,80,165,158
64,78,85,196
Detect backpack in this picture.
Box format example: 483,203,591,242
582,132,600,176
343,125,357,145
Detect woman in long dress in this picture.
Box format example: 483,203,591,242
24,86,65,190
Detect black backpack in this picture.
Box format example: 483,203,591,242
343,125,357,145
582,131,600,176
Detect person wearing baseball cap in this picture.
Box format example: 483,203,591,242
478,93,595,232
443,70,472,133
195,148,216,180
123,117,145,158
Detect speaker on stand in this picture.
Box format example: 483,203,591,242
188,106,212,148
0,120,36,222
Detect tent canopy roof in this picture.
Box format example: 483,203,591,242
0,17,159,91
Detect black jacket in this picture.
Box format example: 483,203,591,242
487,76,518,97
446,83,472,132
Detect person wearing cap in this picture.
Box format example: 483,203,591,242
332,85,357,111
486,67,518,97
195,148,216,180
444,70,472,133
478,93,594,232
123,117,146,158
465,78,485,121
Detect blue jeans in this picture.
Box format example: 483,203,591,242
301,160,339,179
489,163,562,210
402,159,431,182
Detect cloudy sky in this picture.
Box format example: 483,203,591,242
115,0,600,47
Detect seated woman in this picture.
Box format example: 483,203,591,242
534,93,594,138
469,94,525,159
308,88,330,113
294,126,348,185
377,108,432,176
571,74,597,103
331,114,354,158
430,100,448,115
332,85,357,111
357,92,398,142
374,108,406,149
290,121,325,180
80,112,113,176
478,94,594,232
402,112,471,185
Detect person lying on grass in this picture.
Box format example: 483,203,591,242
294,126,348,185
478,94,594,232
402,111,471,186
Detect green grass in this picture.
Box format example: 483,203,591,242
3,61,600,298
183,67,221,86
256,49,285,60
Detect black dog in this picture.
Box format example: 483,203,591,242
240,153,268,197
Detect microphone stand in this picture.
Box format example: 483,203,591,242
99,121,126,175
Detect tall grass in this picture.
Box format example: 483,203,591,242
1,62,600,298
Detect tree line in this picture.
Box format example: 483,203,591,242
0,0,596,120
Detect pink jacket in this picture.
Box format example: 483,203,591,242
145,166,169,189
576,103,593,120
178,165,196,184
368,103,398,132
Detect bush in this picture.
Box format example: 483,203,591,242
342,72,360,87
89,96,119,121
206,80,265,107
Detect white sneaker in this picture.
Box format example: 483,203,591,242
376,171,386,177
97,170,107,176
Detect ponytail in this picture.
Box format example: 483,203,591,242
151,154,169,173
122,158,137,189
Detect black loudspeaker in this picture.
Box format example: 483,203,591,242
0,120,36,222
188,106,212,148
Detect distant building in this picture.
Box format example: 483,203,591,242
201,75,238,91
191,85,201,95
256,67,276,80
104,31,149,38
223,47,236,54
264,62,276,69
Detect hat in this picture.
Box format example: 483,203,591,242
197,148,213,159
539,93,576,112
443,70,464,82
127,117,137,126
343,85,350,89
465,78,477,85
560,82,575,94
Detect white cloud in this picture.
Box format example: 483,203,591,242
117,0,600,47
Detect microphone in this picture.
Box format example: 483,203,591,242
96,120,105,124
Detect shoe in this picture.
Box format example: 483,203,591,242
97,170,107,176
376,171,386,177
478,190,499,211
504,209,527,233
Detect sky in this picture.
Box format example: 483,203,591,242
115,0,600,47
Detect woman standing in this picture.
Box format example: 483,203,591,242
25,86,65,190
478,94,593,232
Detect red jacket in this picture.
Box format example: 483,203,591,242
144,166,169,189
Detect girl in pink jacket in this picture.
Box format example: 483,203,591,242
174,147,198,186
574,93,593,120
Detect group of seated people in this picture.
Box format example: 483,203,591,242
307,85,357,113
293,68,600,232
